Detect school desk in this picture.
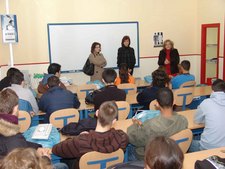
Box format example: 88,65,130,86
183,147,225,169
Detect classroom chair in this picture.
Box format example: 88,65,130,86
112,119,133,133
77,84,97,99
79,149,124,169
149,99,158,110
116,101,131,120
174,87,194,111
18,111,31,133
49,108,79,129
66,84,78,94
170,129,193,153
117,83,137,95
180,81,196,88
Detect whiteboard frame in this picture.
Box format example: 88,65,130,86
47,21,140,73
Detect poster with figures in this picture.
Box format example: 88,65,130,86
1,14,18,43
153,32,163,47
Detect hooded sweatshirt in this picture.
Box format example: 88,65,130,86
194,92,225,150
52,128,128,159
128,112,188,160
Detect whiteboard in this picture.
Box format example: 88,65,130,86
47,22,139,73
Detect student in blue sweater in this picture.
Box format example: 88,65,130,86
39,76,80,123
189,79,225,152
137,69,170,110
171,60,195,89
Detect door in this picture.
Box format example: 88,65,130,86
201,23,220,84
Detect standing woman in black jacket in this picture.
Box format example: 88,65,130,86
158,39,180,76
117,36,136,75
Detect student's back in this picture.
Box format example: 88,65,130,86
195,80,225,150
115,63,135,86
39,76,80,123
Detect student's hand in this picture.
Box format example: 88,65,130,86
80,131,89,135
37,148,51,159
30,111,35,117
164,59,170,65
132,118,142,126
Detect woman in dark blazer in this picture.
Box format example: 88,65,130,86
158,39,180,75
117,36,136,75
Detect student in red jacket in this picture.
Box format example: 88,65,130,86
52,101,128,168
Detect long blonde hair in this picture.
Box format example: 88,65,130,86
0,148,53,169
163,39,174,50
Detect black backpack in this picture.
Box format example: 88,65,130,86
83,58,94,76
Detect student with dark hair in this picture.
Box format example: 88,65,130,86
128,88,188,160
0,89,42,159
145,136,184,169
92,68,126,110
190,79,225,152
115,63,135,85
137,69,170,109
8,71,39,114
0,67,20,91
171,60,195,89
117,36,136,75
89,42,107,81
39,76,80,123
52,101,128,168
38,63,66,94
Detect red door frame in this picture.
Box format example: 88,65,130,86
201,23,220,84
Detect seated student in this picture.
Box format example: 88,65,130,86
52,101,128,168
145,136,184,169
115,63,135,85
38,63,66,94
93,68,126,110
7,71,39,114
128,88,188,160
137,69,170,110
0,67,20,91
0,89,41,158
171,60,195,89
189,79,225,152
39,76,80,123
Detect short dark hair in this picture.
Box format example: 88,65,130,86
145,136,184,169
181,60,191,71
47,76,60,88
98,101,118,127
157,88,174,108
91,42,101,54
11,71,24,85
0,89,18,114
121,35,131,47
212,79,225,92
102,69,117,83
47,63,61,75
6,68,20,77
152,69,170,88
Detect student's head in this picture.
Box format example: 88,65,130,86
96,101,118,127
0,148,53,169
6,67,20,77
180,60,191,73
119,63,129,84
102,68,117,84
91,42,101,54
163,39,174,50
156,88,174,110
152,69,170,88
145,136,184,169
11,71,24,86
47,76,60,88
212,79,225,92
0,89,19,116
47,63,61,77
121,35,131,47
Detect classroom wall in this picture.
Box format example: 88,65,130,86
0,0,223,87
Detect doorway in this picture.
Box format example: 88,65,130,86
201,23,220,84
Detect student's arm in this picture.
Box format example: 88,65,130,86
28,90,39,114
73,94,81,109
52,137,80,158
194,106,205,124
129,76,135,84
117,130,129,151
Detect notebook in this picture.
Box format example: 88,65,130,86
32,124,52,140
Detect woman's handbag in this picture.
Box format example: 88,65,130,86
83,58,94,76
